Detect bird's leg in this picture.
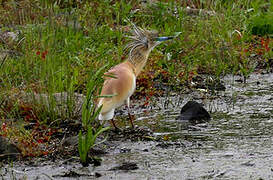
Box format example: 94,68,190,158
110,119,121,132
127,98,135,128
110,119,118,129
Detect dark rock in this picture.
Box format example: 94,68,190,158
91,157,102,167
0,136,20,160
109,162,138,171
53,170,102,178
156,142,172,148
80,156,102,167
177,101,211,123
95,172,102,178
59,170,81,178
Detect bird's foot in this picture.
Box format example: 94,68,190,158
128,114,136,129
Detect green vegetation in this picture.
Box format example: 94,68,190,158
247,0,273,35
250,12,273,36
78,65,109,166
0,0,272,159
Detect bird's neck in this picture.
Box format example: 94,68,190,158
128,51,150,76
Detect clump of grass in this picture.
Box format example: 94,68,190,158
78,64,110,167
246,0,273,36
249,12,273,36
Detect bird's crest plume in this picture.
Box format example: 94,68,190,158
124,19,159,62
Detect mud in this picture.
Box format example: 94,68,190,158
1,73,273,179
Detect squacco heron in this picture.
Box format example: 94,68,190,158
97,24,177,129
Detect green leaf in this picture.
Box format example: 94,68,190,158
78,130,87,163
91,126,110,145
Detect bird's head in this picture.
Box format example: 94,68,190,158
125,23,179,61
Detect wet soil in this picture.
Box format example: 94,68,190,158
1,73,273,179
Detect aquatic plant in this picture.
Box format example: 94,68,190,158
78,65,109,167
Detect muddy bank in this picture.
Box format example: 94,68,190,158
1,73,273,179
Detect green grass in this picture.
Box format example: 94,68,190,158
0,0,272,157
78,64,110,166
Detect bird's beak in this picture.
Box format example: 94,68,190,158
155,32,181,42
155,36,174,42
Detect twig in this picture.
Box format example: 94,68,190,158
61,156,79,165
0,54,8,68
0,153,20,158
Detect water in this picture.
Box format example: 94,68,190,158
1,73,273,179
